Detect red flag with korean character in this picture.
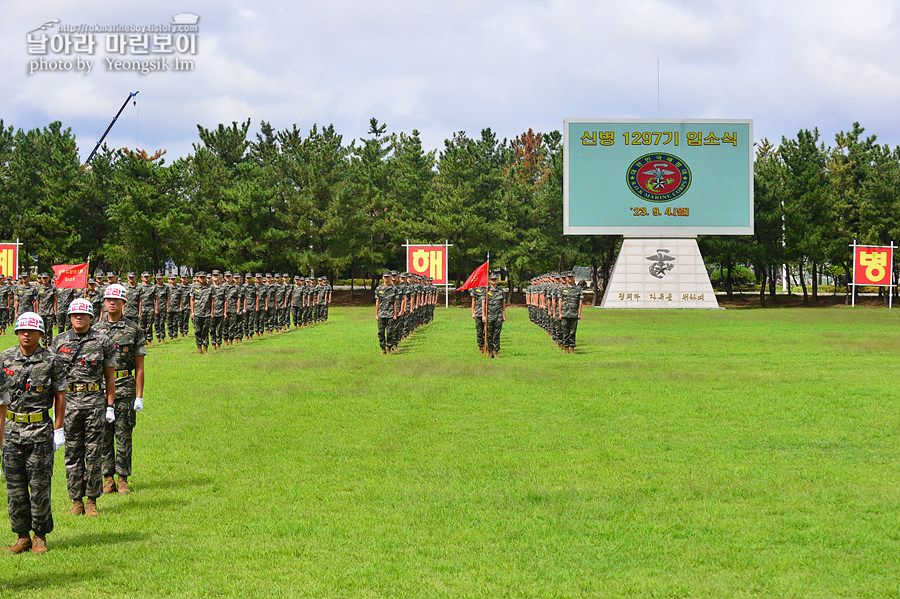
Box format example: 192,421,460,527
52,263,89,289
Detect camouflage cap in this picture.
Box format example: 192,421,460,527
196,271,207,277
106,271,117,278
489,271,500,280
127,271,136,277
157,272,165,277
39,272,49,278
211,269,222,276
390,270,399,276
255,273,263,278
88,278,97,284
295,275,302,280
382,271,392,277
224,271,233,277
245,272,253,278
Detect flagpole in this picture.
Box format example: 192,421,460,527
483,252,489,357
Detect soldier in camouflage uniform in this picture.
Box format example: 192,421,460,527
224,271,240,346
559,272,584,353
1,312,67,553
180,274,192,336
470,280,487,353
280,273,292,331
375,271,398,354
136,272,157,345
14,272,38,318
322,276,333,323
56,277,77,334
233,273,245,343
96,283,146,494
154,272,168,343
166,274,181,339
36,273,57,347
190,272,213,353
254,273,266,336
52,298,116,517
0,275,12,334
209,270,226,349
86,278,103,322
124,272,140,323
264,274,277,334
484,272,506,358
291,275,304,329
243,273,257,340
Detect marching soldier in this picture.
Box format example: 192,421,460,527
291,275,303,328
243,273,257,340
484,272,506,358
56,276,77,333
559,272,584,353
224,271,240,346
14,272,38,318
375,271,397,354
190,272,213,353
1,312,67,553
124,272,140,322
154,272,169,343
167,274,182,340
180,274,192,337
470,278,487,353
51,298,116,517
233,273,245,343
36,273,57,347
86,278,103,322
0,275,13,334
137,272,157,345
96,283,146,494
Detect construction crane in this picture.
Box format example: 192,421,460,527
84,90,139,165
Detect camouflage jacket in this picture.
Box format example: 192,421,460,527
191,283,213,318
36,285,56,314
96,315,146,398
50,327,116,409
1,345,68,443
14,284,38,316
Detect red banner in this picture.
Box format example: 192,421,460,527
854,246,893,286
457,261,489,291
407,245,448,284
0,243,18,278
52,263,89,289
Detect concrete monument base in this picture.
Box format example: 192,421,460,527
600,237,720,309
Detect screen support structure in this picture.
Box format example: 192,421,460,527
600,237,720,309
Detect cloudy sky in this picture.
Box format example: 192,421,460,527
2,0,898,163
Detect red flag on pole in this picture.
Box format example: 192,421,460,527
52,263,89,289
457,261,489,291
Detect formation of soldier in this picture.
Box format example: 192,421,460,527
525,272,584,353
1,282,146,553
189,271,332,353
374,271,438,353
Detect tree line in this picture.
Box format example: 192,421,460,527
1,117,898,304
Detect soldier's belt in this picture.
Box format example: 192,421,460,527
6,409,50,423
114,369,133,378
67,382,101,392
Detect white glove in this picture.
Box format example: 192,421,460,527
53,428,65,451
134,397,143,412
105,406,116,423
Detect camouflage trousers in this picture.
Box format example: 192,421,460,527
155,310,167,340
377,317,394,348
265,309,276,332
194,316,210,348
181,310,191,335
224,314,237,341
2,437,55,535
40,313,55,346
57,313,72,333
474,316,485,349
255,310,266,335
167,310,180,337
140,311,155,341
560,317,579,348
278,307,289,329
486,317,503,352
244,310,255,336
211,316,224,345
0,307,10,328
64,403,105,500
101,394,137,477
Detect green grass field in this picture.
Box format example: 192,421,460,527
1,307,898,598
